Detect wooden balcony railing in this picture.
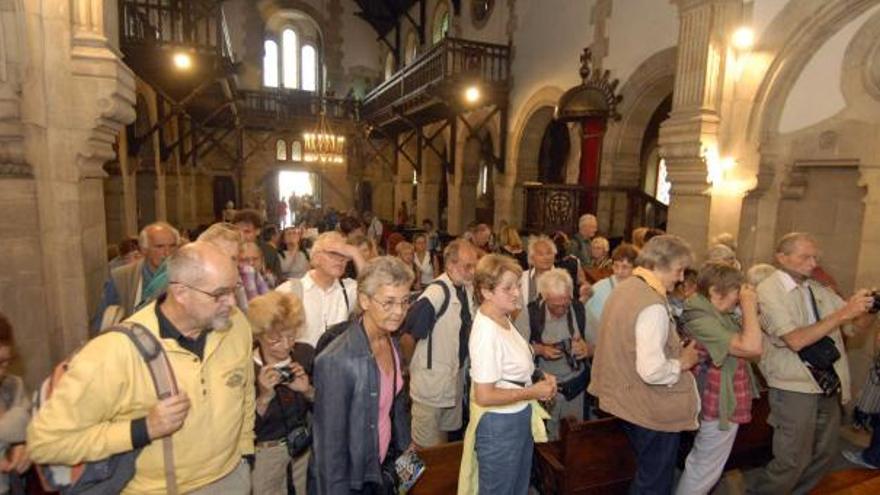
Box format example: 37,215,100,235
238,89,358,124
362,37,510,121
591,186,669,239
523,184,668,239
120,0,231,59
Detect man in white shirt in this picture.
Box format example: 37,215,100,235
276,232,365,353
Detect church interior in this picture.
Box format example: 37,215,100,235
4,0,880,493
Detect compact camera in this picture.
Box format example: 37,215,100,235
870,291,880,314
276,365,296,384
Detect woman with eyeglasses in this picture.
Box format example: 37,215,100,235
310,256,414,494
248,291,312,495
458,254,557,495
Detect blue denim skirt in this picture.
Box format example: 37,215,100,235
474,406,533,495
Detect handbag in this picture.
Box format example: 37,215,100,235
276,384,312,459
557,366,590,401
798,336,840,370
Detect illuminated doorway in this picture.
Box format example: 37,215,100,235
278,170,318,227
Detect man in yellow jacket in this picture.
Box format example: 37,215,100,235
28,241,256,494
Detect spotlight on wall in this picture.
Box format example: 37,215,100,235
731,27,755,51
173,52,193,70
464,85,481,104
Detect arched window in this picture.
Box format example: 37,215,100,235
276,139,288,160
301,45,317,92
282,29,298,89
291,140,303,161
384,52,396,80
404,32,418,65
432,4,450,44
263,40,279,87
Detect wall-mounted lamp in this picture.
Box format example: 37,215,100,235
731,27,755,51
464,85,481,104
704,147,736,187
173,52,193,70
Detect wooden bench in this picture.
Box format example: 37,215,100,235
409,441,463,495
535,416,636,494
408,394,773,494
534,393,773,494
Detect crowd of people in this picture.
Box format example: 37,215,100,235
0,209,875,495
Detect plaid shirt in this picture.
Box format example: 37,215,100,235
697,343,754,424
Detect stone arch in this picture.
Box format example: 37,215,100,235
747,0,880,143
602,47,676,188
507,86,565,187
734,0,880,267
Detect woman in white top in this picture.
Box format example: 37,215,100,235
412,234,438,286
279,227,310,280
468,254,557,495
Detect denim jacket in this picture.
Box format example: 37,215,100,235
309,320,411,494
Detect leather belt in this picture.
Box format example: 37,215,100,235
256,439,286,449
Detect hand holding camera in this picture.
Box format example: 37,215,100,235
275,362,311,394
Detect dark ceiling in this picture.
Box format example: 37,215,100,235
352,0,421,37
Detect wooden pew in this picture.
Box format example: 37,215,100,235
409,441,463,495
409,394,773,494
534,417,636,495
534,393,773,495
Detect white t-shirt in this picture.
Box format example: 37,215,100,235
469,309,535,413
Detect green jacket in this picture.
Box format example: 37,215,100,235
681,294,759,430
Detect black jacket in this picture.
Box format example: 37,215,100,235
309,320,411,494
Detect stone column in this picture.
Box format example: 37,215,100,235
659,0,740,259
17,0,135,382
117,129,138,237
142,86,167,221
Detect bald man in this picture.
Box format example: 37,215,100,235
30,242,255,494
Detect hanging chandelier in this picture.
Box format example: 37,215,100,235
303,109,345,164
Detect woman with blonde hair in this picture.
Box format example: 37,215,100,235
248,291,313,495
497,226,528,270
459,254,556,495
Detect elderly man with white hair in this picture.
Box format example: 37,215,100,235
570,214,598,267
519,235,558,310
92,222,180,331
525,268,591,439
276,231,365,365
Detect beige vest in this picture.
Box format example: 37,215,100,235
110,259,145,318
588,276,699,432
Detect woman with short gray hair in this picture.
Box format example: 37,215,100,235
311,256,415,493
589,234,701,494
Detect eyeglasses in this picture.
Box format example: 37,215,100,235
370,296,410,312
171,281,241,302
264,333,296,347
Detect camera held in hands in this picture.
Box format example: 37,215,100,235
870,291,880,314
276,365,296,384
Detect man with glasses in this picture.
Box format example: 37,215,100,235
525,268,591,439
276,232,365,362
29,242,256,494
401,239,478,447
749,233,876,494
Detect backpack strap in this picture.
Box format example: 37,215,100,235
527,300,546,344
110,323,179,495
338,278,350,313
572,302,586,337
425,280,451,370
